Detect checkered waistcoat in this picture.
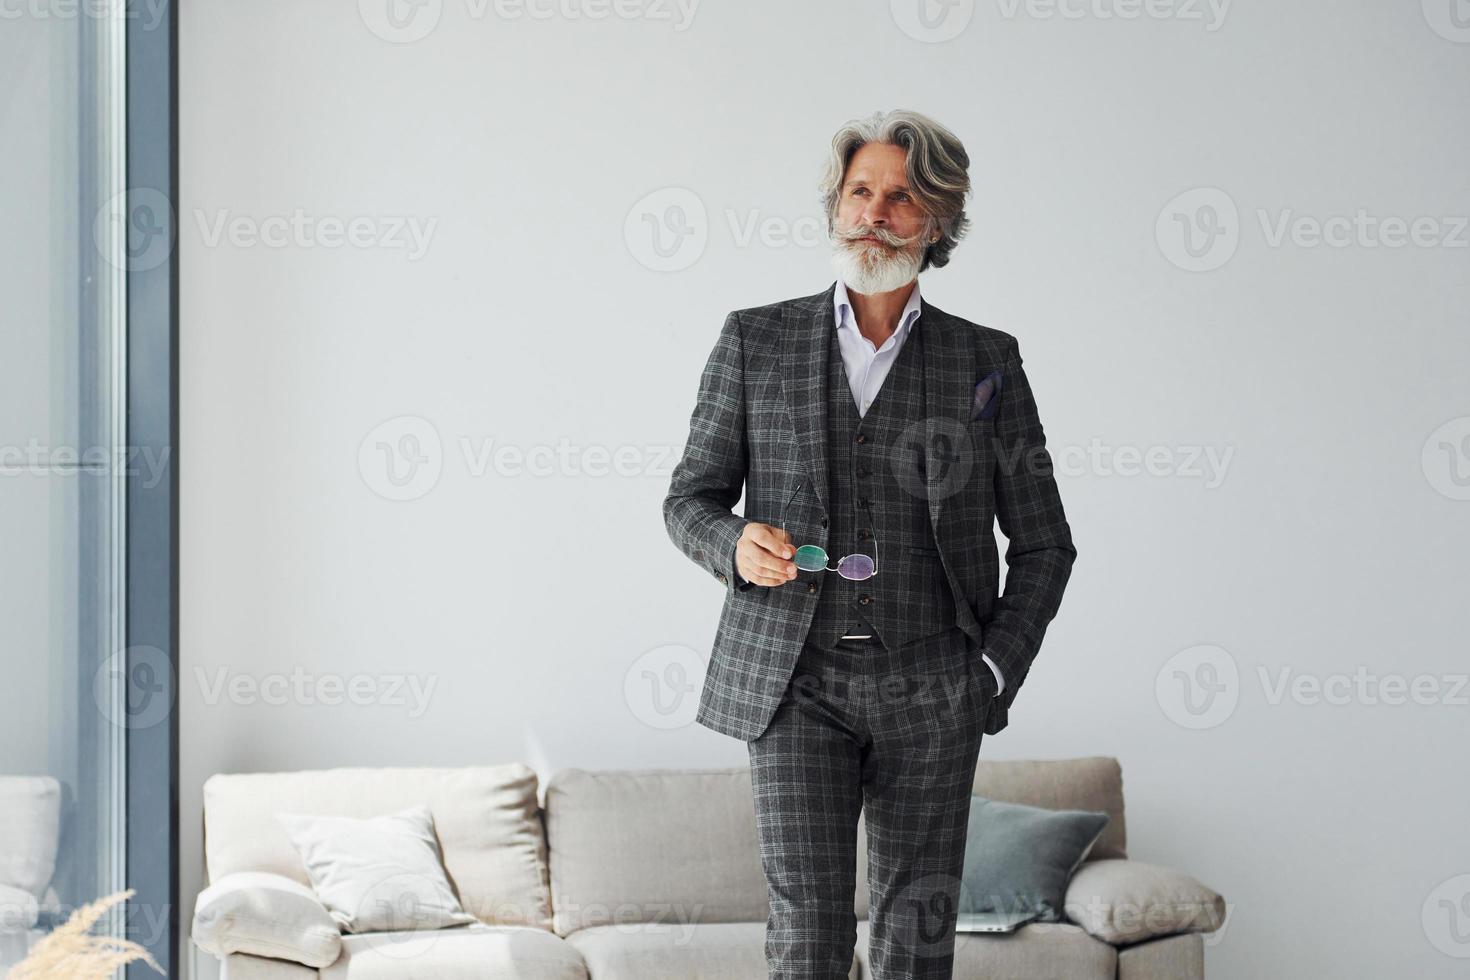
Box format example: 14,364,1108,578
803,309,961,651
663,281,1077,742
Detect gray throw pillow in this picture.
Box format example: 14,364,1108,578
959,796,1110,921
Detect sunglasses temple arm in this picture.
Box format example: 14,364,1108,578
870,501,877,572
780,479,806,537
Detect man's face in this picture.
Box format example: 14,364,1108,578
830,142,933,293
833,142,929,254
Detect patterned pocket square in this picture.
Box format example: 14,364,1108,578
971,370,1003,420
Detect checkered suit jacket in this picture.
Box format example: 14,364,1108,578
663,280,1077,740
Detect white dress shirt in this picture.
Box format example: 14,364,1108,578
833,277,1007,698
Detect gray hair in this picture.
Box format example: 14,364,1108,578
818,109,972,272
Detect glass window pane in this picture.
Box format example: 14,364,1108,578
0,7,127,970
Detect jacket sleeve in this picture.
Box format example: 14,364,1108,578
980,336,1078,696
663,311,755,595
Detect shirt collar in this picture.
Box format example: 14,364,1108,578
833,276,924,340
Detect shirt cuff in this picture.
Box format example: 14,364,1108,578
980,652,1006,697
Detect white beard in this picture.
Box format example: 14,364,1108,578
829,236,925,295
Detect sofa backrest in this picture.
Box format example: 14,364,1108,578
543,767,768,935
202,764,552,930
545,757,1126,929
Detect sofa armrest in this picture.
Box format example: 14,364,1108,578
218,951,323,980
1062,858,1225,946
192,871,342,969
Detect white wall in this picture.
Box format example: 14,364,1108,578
180,2,1470,976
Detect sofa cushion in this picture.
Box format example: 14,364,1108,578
958,797,1110,920
204,765,551,930
277,806,476,934
970,757,1127,861
855,919,1115,980
566,920,857,980
320,922,586,980
192,871,342,968
544,768,768,935
1063,859,1226,945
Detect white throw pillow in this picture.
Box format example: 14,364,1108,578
191,871,342,968
277,805,476,934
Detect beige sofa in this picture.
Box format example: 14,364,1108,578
195,757,1224,979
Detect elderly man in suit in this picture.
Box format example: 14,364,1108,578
663,109,1078,979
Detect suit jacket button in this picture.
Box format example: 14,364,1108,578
717,573,728,583
806,583,817,594
859,595,871,605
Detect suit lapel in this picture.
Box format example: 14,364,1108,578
918,302,977,529
780,281,836,515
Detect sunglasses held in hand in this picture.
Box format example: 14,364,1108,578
779,479,879,581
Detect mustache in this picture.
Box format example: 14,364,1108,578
835,224,926,248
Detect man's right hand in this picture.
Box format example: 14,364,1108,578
736,522,798,587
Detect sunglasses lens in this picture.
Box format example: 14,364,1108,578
836,555,875,581
793,545,829,572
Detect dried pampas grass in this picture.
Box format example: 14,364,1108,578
9,888,162,979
